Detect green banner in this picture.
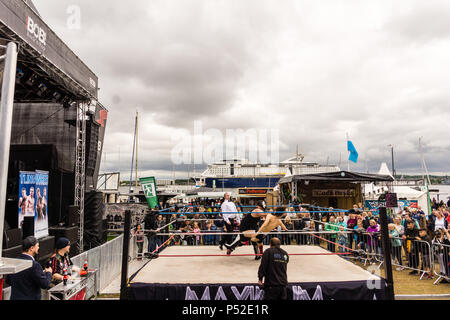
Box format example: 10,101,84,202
140,177,158,209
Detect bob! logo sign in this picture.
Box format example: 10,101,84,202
26,16,47,47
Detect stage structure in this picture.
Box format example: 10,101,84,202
0,0,109,259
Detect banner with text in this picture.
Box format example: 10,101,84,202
365,200,418,213
140,177,158,209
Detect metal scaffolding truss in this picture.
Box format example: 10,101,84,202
74,101,87,252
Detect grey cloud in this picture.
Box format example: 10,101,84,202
33,0,450,176
385,1,450,44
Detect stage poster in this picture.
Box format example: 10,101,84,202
18,171,49,238
35,170,49,238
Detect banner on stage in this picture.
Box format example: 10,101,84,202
365,200,418,213
18,171,49,239
35,171,50,239
140,176,158,209
18,172,36,229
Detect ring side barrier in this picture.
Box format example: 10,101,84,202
71,234,138,294
371,237,435,280
432,242,450,285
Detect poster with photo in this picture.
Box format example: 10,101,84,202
18,171,50,239
35,170,49,239
18,171,37,229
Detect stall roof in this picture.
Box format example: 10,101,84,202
279,171,394,184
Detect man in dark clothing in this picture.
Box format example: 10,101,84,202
258,237,289,300
144,210,158,252
6,236,53,300
402,220,420,275
48,237,78,285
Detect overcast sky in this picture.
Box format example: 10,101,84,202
33,0,450,178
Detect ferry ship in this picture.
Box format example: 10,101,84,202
200,151,341,189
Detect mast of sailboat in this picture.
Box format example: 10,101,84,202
135,111,139,188
128,111,138,201
419,137,431,186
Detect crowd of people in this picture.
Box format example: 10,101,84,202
138,197,450,281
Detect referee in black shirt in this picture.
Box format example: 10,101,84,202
258,237,289,300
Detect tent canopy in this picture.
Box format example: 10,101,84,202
279,171,394,185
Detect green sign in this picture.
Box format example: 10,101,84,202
140,177,158,209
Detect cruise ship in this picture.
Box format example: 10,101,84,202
199,152,341,189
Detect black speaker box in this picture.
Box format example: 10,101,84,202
3,229,23,249
36,236,55,264
85,121,99,177
22,217,35,239
2,245,23,259
67,205,80,227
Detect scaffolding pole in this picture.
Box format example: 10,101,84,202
0,42,18,258
75,102,87,253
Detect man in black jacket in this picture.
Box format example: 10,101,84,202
6,236,52,300
258,237,289,300
144,210,159,253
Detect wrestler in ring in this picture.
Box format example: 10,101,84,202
226,203,288,260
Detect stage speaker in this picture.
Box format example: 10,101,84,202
386,193,398,208
36,236,55,265
2,245,23,259
3,229,23,249
22,217,35,239
85,121,99,177
67,205,80,227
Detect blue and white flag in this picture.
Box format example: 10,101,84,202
347,141,359,163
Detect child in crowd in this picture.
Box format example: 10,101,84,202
418,228,433,279
193,222,201,245
354,220,366,251
133,224,145,260
337,225,349,259
346,214,358,249
366,219,380,263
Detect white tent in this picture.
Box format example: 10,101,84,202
378,162,394,180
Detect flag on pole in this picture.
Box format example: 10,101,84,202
140,177,158,209
347,140,359,163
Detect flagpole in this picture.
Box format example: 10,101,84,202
346,133,350,172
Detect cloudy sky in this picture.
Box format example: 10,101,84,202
32,0,450,178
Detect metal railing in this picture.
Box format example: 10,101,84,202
71,234,138,294
432,242,450,285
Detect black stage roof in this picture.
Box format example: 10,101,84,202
279,171,394,184
0,0,98,102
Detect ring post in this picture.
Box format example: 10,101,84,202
379,207,395,300
120,210,132,300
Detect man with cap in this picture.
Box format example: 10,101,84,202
5,236,52,300
48,237,79,284
225,200,268,260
